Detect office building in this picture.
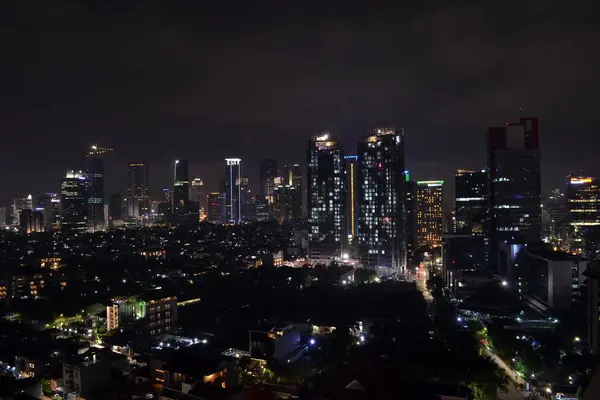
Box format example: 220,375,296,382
544,188,568,247
84,145,113,232
173,160,189,218
19,209,44,233
283,164,303,223
404,175,417,259
586,261,600,354
454,169,487,233
416,181,444,249
307,133,345,262
260,159,278,205
190,177,204,218
254,195,270,221
567,177,600,258
225,158,242,223
357,127,406,272
207,192,226,223
13,194,33,227
36,193,60,231
344,156,359,245
60,170,88,234
487,117,542,272
125,162,149,223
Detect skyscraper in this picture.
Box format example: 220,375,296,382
567,177,600,258
357,128,406,272
307,133,345,262
13,194,33,227
173,160,189,218
225,158,242,223
260,159,278,205
404,174,417,260
190,177,204,217
36,193,60,231
487,117,542,272
124,162,149,223
60,170,88,234
416,181,444,249
454,169,487,233
84,145,113,232
344,156,359,245
274,164,302,225
207,192,226,223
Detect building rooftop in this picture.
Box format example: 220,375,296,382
527,245,582,261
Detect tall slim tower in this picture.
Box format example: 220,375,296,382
84,145,113,232
404,173,417,260
61,170,88,234
307,133,345,262
357,128,406,273
225,158,242,223
173,160,190,218
125,162,149,222
260,159,278,205
416,181,444,249
487,117,542,273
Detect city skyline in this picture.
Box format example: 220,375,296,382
1,2,599,204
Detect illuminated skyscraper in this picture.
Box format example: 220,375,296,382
13,194,33,227
357,128,406,272
60,170,88,234
125,162,149,223
173,160,189,218
36,193,60,231
274,164,302,224
567,177,600,258
84,145,113,232
344,156,359,245
307,133,345,261
404,174,417,259
225,158,242,223
454,169,487,233
260,159,278,205
487,117,542,272
207,192,226,223
416,181,444,249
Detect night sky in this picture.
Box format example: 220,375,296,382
1,1,599,204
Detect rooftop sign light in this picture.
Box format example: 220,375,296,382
570,177,592,185
226,158,241,165
417,180,444,187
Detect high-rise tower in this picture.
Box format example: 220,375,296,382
260,159,278,205
357,128,406,273
173,160,190,219
487,117,542,272
225,158,242,223
416,181,444,249
454,169,487,233
125,162,149,223
60,170,88,234
84,145,113,232
307,133,345,262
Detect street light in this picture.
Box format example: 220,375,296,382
574,337,581,342
502,280,508,286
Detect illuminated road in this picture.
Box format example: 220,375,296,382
415,265,433,304
480,343,525,386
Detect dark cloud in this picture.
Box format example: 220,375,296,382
0,0,599,203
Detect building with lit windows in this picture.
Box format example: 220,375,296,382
567,176,600,258
405,175,417,260
84,145,113,232
125,162,149,223
357,128,406,272
487,117,542,273
19,209,44,233
416,181,444,249
307,133,345,262
13,194,33,228
260,159,278,206
225,158,242,223
36,193,60,231
190,177,205,219
454,169,487,233
207,192,226,223
173,160,189,219
60,170,88,234
344,156,359,249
